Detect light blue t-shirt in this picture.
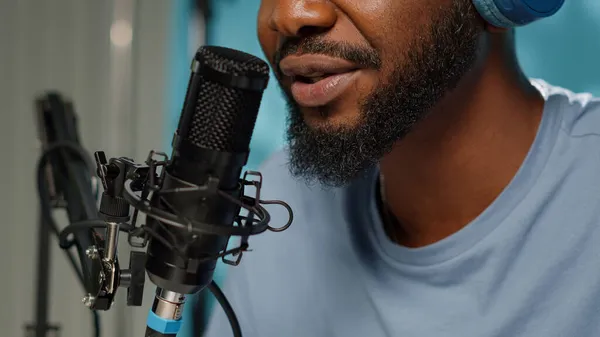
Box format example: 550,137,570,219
205,80,600,337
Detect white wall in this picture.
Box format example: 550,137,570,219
0,0,175,336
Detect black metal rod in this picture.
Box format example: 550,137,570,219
32,213,56,337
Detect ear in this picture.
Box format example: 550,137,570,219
485,23,510,33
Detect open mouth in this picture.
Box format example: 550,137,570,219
290,70,359,108
294,73,333,84
278,54,362,107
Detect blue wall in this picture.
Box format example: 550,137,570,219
516,1,600,95
165,0,193,150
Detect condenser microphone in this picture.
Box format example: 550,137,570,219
143,46,271,336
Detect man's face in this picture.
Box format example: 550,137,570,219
257,0,482,187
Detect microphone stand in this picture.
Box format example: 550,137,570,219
25,92,102,337
27,91,149,337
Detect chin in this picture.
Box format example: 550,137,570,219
300,104,363,131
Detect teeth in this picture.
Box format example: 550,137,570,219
304,72,326,77
295,74,330,84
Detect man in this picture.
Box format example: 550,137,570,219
206,0,600,336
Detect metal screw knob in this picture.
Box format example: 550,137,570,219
82,294,96,308
85,245,99,259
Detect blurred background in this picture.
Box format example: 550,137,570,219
0,0,598,337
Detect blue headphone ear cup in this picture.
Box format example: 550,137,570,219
472,0,565,28
472,0,516,28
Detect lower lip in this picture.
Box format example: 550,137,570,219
290,71,359,108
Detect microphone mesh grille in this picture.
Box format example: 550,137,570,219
186,46,270,153
197,46,270,77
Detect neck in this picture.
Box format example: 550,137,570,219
379,34,545,248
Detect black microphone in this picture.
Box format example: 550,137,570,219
142,46,272,336
40,46,291,337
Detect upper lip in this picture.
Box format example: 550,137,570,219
278,54,359,78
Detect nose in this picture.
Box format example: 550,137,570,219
268,0,337,37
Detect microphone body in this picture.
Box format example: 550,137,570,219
144,46,270,336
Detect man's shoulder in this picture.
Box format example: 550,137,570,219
533,79,600,137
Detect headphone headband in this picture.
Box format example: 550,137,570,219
472,0,565,28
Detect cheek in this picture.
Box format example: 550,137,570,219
256,2,277,66
256,30,277,65
340,0,397,42
352,4,441,82
339,0,438,54
343,0,392,17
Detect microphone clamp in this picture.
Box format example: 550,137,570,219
64,149,293,313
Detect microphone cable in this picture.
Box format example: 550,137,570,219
207,280,242,337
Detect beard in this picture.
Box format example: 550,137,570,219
282,0,481,188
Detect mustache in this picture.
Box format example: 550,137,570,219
274,36,382,77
